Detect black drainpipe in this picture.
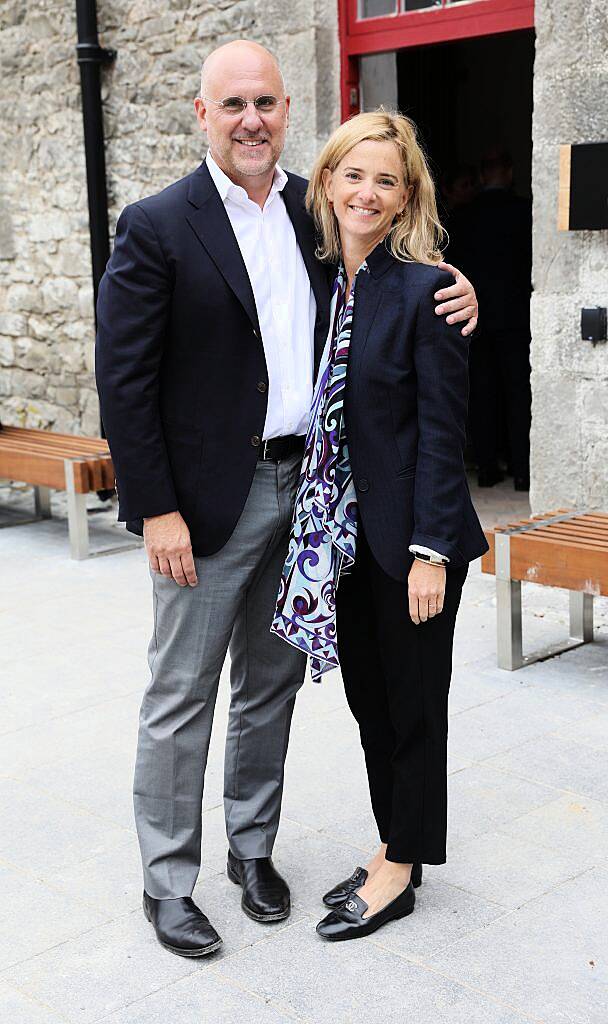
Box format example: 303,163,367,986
75,0,115,476
75,0,116,324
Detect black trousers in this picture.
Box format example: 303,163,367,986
336,529,468,864
468,327,532,479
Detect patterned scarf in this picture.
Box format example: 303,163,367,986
271,262,366,682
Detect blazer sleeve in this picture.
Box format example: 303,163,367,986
95,202,179,522
409,270,470,562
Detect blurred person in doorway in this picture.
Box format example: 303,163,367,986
448,147,532,490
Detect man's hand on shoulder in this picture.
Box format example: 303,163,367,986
144,511,198,587
434,261,478,337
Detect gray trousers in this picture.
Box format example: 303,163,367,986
133,454,306,899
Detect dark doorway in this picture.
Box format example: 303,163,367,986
396,28,535,200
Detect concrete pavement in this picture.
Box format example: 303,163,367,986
0,478,606,1023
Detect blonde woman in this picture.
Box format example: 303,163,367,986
272,110,488,941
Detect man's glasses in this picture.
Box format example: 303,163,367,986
202,95,285,116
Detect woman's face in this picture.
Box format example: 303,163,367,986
322,139,411,252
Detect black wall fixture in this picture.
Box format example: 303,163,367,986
75,0,116,322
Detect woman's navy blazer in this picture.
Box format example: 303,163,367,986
345,241,489,582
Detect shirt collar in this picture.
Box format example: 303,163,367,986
205,151,288,207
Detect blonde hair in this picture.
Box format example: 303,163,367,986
306,108,446,265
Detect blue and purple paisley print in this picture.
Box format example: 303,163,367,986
271,262,366,682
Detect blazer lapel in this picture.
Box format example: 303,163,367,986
348,271,382,392
185,162,260,335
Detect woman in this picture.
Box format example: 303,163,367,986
271,110,488,941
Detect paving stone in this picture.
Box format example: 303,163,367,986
552,711,608,752
446,763,558,843
367,875,508,959
441,829,579,909
0,870,111,971
427,866,608,1024
0,694,141,774
0,911,204,1024
0,778,133,874
216,918,531,1024
20,745,137,831
485,733,608,802
499,793,608,862
100,970,297,1023
448,685,599,763
0,981,66,1024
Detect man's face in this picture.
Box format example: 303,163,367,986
195,53,290,182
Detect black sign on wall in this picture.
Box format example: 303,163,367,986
558,141,608,231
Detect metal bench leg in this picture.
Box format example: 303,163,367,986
495,532,524,670
569,591,594,642
64,459,89,560
34,485,52,518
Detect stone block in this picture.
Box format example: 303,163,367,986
441,829,577,910
2,912,205,1024
429,866,608,1024
41,276,79,313
28,211,71,242
486,732,608,803
7,282,41,313
0,982,65,1024
0,312,27,336
0,337,15,366
217,919,530,1024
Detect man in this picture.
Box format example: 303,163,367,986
448,147,532,490
95,40,478,958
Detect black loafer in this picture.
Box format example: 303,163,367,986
227,850,290,922
316,883,415,941
142,891,222,957
322,862,422,909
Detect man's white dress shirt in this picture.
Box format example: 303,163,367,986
206,152,316,440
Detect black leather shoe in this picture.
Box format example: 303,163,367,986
317,883,415,941
142,891,222,957
322,862,422,909
227,850,290,922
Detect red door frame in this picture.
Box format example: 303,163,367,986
339,0,535,120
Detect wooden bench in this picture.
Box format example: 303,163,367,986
0,425,138,559
481,509,608,669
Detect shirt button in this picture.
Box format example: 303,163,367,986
357,477,369,493
251,435,261,447
257,381,267,393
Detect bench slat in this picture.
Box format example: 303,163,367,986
1,426,109,454
0,450,90,493
482,529,608,594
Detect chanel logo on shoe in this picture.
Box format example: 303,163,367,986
345,900,358,912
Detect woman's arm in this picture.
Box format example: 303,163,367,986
410,269,471,563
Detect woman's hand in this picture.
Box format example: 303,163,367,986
408,560,446,624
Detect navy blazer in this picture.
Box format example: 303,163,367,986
345,242,489,581
95,161,331,554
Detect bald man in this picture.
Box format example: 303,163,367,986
96,40,478,957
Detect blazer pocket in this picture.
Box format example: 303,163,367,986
396,464,416,478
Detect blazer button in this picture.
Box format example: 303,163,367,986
251,434,261,447
357,477,369,492
257,381,267,393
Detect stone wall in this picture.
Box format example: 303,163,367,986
530,0,608,512
0,0,340,435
